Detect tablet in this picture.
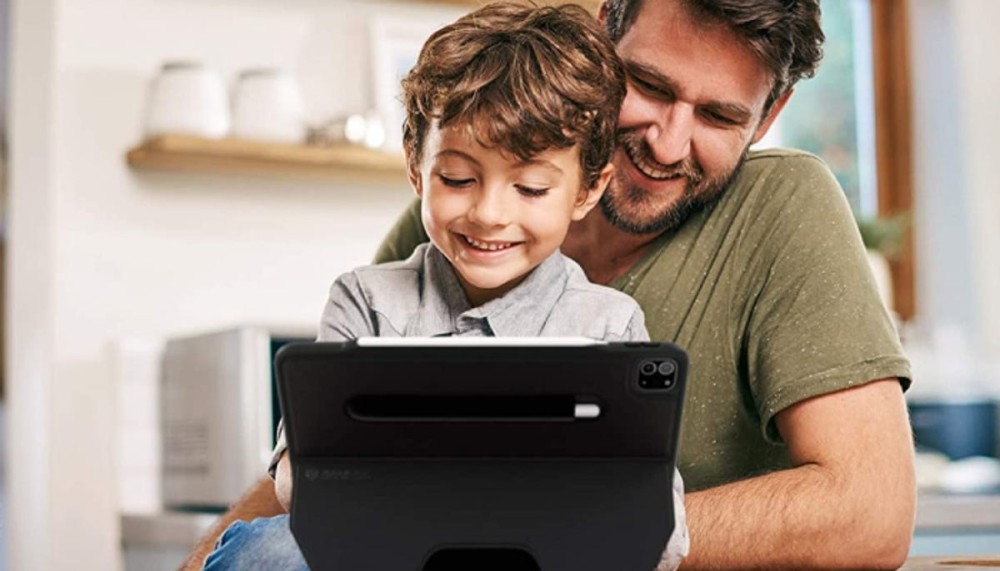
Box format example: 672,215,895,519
277,338,687,571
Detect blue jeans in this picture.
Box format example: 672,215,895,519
202,515,309,570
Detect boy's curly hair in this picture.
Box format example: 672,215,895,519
402,1,626,190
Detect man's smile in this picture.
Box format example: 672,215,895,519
623,136,686,182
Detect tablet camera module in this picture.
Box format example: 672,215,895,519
637,359,678,391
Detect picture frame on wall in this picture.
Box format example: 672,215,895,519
369,15,451,154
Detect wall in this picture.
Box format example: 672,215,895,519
951,1,1000,359
909,0,1000,364
6,0,463,569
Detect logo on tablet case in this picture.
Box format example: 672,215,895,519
304,468,373,482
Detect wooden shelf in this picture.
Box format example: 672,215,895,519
126,135,408,180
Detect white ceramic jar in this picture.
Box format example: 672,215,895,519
231,69,306,144
144,61,230,139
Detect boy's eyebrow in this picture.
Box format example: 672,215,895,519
436,149,482,165
436,150,565,174
625,59,754,123
517,158,564,174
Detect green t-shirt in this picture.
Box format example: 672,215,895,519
373,148,911,491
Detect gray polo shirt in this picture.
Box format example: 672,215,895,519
269,243,647,474
319,242,649,340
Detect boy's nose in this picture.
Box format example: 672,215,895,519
467,189,512,229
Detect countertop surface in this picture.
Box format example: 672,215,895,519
915,492,1000,530
902,557,1000,569
122,493,1000,548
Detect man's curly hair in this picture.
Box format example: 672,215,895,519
604,0,825,112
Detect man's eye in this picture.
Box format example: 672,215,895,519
516,185,549,198
630,77,672,101
703,111,739,126
439,175,474,187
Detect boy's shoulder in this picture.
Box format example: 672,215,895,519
336,244,430,313
543,254,646,341
557,255,639,307
350,243,428,283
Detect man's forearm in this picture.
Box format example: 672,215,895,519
681,459,914,570
676,380,916,570
178,476,285,571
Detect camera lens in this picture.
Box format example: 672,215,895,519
640,361,657,375
658,361,676,376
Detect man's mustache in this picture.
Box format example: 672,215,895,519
616,130,704,186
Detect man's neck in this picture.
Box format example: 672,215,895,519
562,211,663,286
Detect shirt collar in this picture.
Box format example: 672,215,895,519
463,249,568,337
416,245,570,337
412,245,472,336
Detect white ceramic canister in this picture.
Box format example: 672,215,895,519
231,69,306,144
144,61,230,139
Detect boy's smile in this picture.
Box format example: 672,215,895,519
409,122,609,306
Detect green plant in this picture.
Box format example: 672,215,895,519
855,213,909,259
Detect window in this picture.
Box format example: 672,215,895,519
756,0,914,319
756,0,878,217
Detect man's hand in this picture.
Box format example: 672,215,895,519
275,451,293,512
681,379,916,570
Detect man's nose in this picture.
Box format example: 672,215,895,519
647,103,695,167
467,187,512,229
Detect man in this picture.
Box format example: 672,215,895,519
183,1,916,569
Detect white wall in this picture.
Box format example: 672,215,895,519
6,0,463,569
951,1,1000,358
909,0,1000,359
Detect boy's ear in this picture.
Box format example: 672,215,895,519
404,146,423,197
571,163,614,221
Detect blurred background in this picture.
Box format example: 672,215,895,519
1,0,998,569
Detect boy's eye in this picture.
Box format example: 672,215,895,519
439,175,474,188
516,185,549,198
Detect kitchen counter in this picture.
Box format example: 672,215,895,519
120,494,1000,570
916,492,1000,530
902,557,1000,569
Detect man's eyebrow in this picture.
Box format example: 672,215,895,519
625,60,679,96
625,59,754,122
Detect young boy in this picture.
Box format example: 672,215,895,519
205,3,687,569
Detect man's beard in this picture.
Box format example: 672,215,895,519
600,132,748,235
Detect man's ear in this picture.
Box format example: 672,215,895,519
572,163,614,221
404,146,423,197
751,88,794,145
597,2,609,25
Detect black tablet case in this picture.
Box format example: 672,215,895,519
276,341,687,571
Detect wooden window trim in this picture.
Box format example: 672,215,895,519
871,0,916,320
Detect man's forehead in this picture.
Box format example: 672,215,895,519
617,1,773,114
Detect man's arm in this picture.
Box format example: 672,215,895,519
178,477,285,571
680,379,915,571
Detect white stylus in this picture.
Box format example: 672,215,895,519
574,403,601,419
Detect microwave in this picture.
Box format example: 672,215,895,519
160,326,313,510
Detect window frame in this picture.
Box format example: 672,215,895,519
871,0,915,320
